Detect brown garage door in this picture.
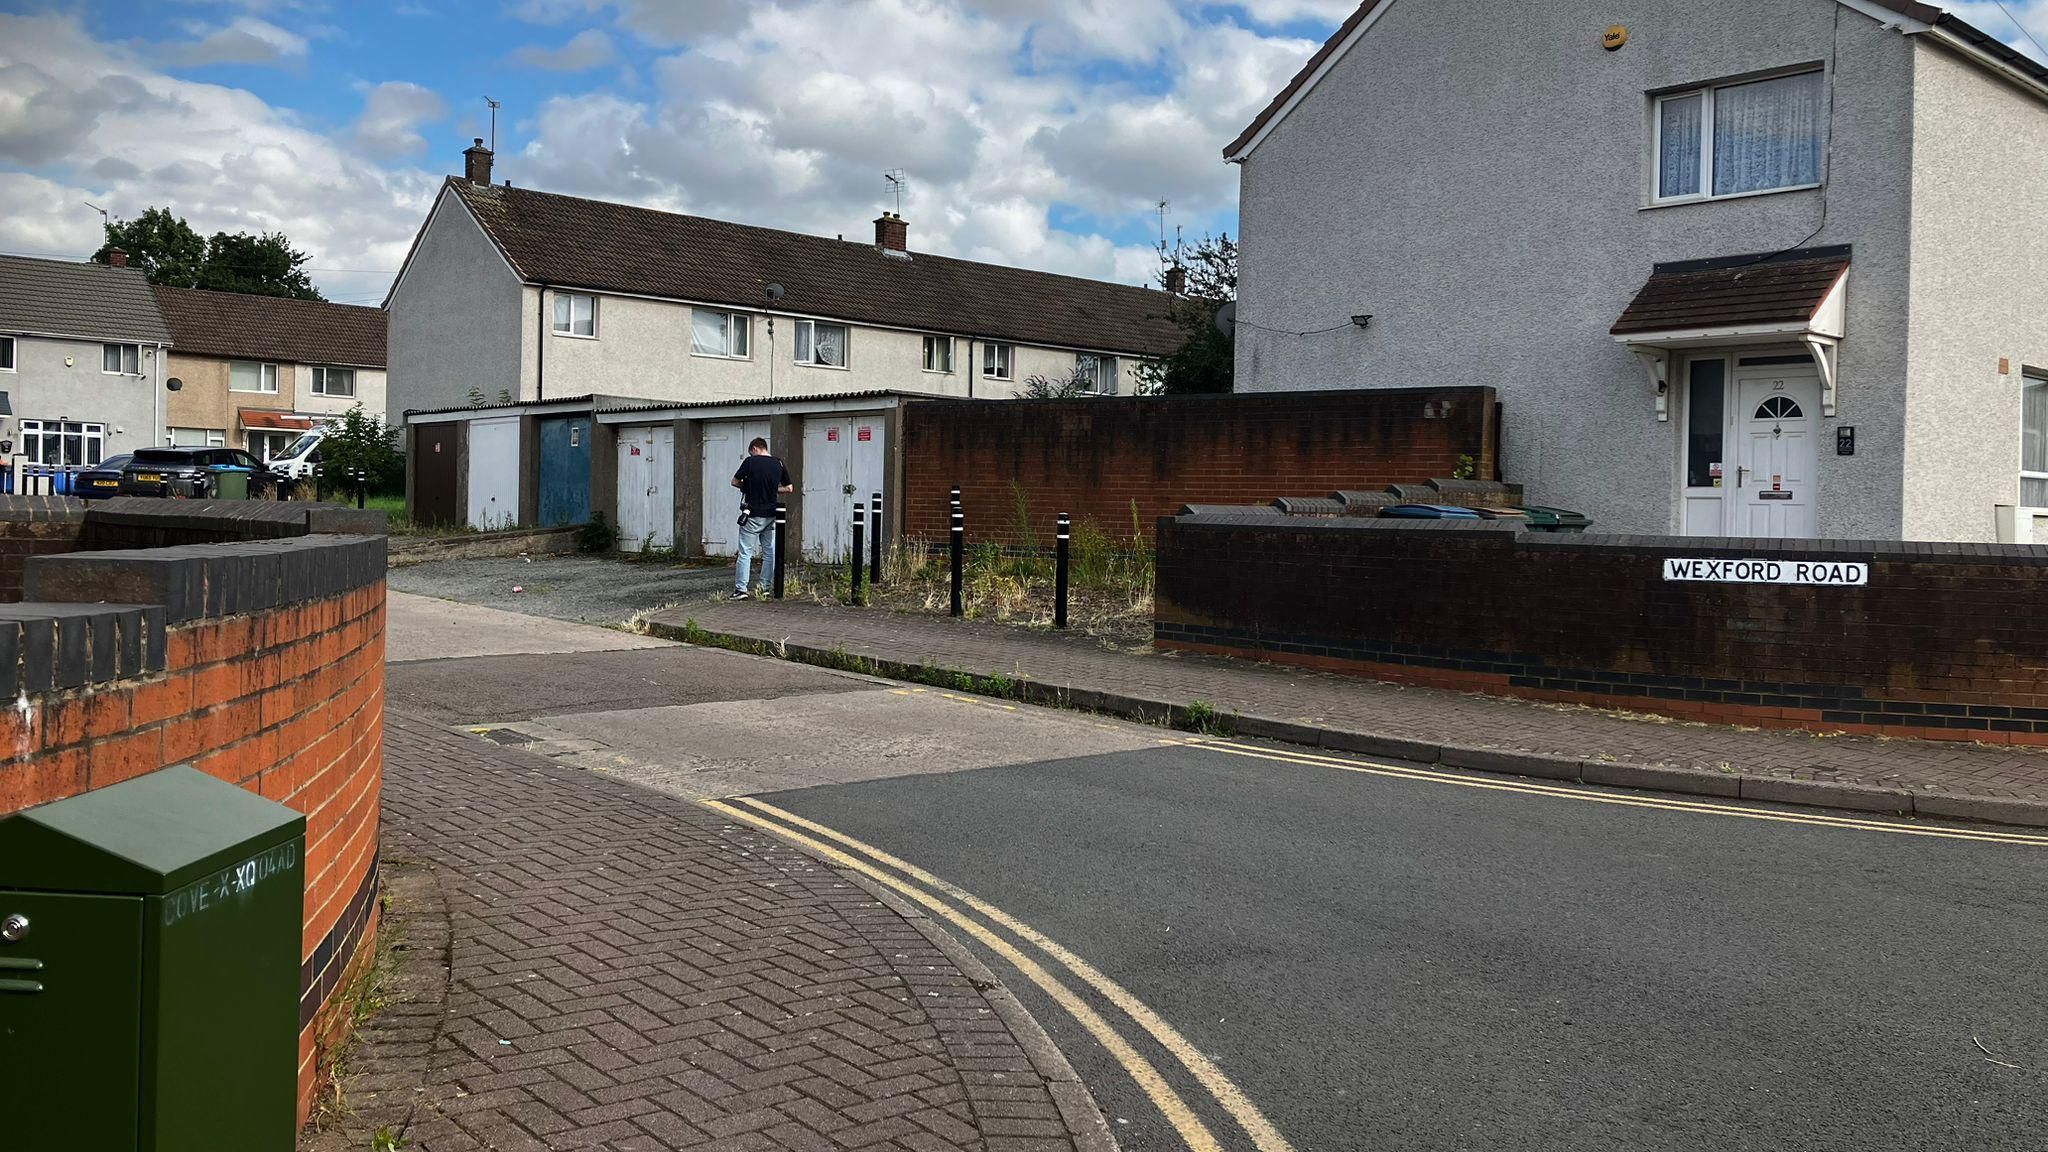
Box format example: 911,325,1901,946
413,424,461,527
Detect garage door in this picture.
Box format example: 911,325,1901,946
412,423,460,527
616,424,674,552
800,415,886,561
466,416,520,531
537,416,591,528
700,419,770,556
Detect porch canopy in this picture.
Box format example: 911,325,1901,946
240,410,316,432
1610,245,1849,420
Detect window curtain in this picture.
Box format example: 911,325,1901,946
814,324,846,366
2024,380,2048,505
691,310,728,356
1659,94,1703,198
1713,72,1823,196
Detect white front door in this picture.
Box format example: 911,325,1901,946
1729,365,1820,539
615,425,674,551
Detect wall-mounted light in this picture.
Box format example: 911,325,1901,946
1350,314,1373,329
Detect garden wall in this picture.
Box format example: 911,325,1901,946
0,496,387,1123
902,388,1498,547
0,495,85,601
1156,511,2048,743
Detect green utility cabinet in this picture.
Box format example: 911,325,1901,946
0,765,305,1151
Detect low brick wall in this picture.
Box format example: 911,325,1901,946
0,500,387,1123
903,387,1498,547
1155,512,2048,744
0,496,86,601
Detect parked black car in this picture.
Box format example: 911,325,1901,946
73,453,134,500
119,447,272,498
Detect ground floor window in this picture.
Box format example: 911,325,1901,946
20,419,105,465
2023,369,2048,507
248,429,296,460
168,427,226,447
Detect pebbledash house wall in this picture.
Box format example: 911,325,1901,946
1156,512,2048,744
0,496,387,1124
901,387,1499,547
1232,0,1917,538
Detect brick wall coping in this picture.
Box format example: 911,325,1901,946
85,497,386,543
1168,512,2048,566
0,495,86,523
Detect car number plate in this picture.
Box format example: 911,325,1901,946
92,479,118,487
135,473,162,483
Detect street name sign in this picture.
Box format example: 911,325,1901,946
1661,558,1868,586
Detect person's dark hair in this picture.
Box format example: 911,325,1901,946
749,437,769,451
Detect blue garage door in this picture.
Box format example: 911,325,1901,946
537,416,592,527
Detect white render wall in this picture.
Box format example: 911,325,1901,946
5,333,162,458
1902,41,2048,541
289,364,388,422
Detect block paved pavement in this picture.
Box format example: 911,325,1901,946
324,710,1112,1152
658,601,2048,803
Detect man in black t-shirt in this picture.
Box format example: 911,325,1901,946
729,437,793,599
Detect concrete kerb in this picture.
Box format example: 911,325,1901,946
653,621,2048,832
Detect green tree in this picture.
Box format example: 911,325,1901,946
97,207,324,300
318,405,404,495
1135,233,1236,396
95,207,207,286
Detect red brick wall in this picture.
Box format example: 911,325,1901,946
1156,515,2048,744
902,388,1498,547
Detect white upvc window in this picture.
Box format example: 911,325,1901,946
20,419,104,465
921,335,954,373
1654,69,1825,204
2023,370,2048,507
982,342,1012,380
0,335,14,372
552,292,597,337
230,360,280,393
102,342,139,374
311,366,356,397
794,320,849,368
1075,353,1117,393
169,426,227,447
690,309,751,358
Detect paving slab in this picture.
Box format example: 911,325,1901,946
386,590,671,662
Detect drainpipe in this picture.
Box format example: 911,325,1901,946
534,285,546,402
966,337,975,399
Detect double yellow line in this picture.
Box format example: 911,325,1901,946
1168,736,2048,847
703,795,1296,1152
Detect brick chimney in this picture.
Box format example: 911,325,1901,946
873,212,908,252
105,248,128,268
1163,264,1185,296
463,137,494,185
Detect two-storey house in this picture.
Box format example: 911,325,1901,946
1228,0,2048,542
153,286,387,460
385,142,1179,421
0,252,170,473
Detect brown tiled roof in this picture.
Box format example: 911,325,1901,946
443,180,1180,358
1225,1,2043,160
0,254,172,344
153,286,385,368
1610,249,1851,336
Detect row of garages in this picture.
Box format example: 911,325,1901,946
404,391,908,561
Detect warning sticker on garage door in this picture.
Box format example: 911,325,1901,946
858,426,872,442
1661,558,1868,585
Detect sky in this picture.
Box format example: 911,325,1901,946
0,1,2042,308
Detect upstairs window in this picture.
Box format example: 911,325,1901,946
921,335,954,373
982,342,1012,380
102,342,139,374
1656,70,1824,203
2024,370,2048,507
1075,353,1116,394
690,309,751,359
311,366,355,397
794,320,848,368
552,292,597,337
0,335,14,371
230,361,279,393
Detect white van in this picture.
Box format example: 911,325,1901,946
264,426,330,482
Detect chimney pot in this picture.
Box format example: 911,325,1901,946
106,247,128,268
874,213,908,252
1164,265,1186,296
463,138,495,185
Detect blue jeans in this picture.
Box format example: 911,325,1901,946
735,515,775,593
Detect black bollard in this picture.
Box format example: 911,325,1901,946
850,502,865,606
949,500,964,617
313,464,324,502
869,492,882,588
355,468,367,510
773,502,787,600
1054,512,1070,630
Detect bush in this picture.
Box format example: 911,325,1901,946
319,404,404,495
576,512,620,553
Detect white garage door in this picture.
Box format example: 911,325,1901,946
700,419,771,556
466,416,520,531
800,415,886,561
615,424,674,552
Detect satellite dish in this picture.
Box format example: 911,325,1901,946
165,376,184,392
1213,301,1237,337
764,282,785,302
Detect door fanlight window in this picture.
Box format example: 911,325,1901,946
1754,396,1803,420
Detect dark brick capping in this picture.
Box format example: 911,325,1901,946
1155,515,2048,743
0,495,87,602
81,496,386,549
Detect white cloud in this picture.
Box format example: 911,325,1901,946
162,16,309,68
1942,1,2048,65
512,28,617,71
1218,0,1358,25
352,80,447,159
